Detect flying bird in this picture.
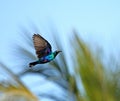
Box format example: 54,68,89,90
29,34,61,67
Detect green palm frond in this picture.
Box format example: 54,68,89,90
0,63,38,101
3,27,120,101
73,32,120,101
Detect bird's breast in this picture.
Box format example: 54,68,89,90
45,54,54,60
39,54,54,63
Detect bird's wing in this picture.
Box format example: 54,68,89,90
33,34,52,58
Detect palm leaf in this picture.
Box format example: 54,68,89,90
0,62,38,101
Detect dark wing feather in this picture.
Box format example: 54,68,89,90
33,34,52,58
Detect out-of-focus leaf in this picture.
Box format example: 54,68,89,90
0,63,38,101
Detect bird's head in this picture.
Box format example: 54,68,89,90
54,50,62,57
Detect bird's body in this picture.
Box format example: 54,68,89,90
29,34,61,67
39,52,54,63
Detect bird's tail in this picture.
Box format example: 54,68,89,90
29,61,38,67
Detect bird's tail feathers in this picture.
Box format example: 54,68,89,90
29,61,38,67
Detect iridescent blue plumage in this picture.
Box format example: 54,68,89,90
29,34,61,67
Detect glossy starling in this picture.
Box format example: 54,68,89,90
29,34,61,67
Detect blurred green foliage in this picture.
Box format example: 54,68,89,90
0,63,38,101
0,29,120,101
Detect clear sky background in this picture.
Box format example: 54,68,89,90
0,0,120,60
0,0,120,101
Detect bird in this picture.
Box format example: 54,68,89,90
29,34,62,67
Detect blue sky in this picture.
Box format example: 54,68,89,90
0,0,120,101
0,0,120,59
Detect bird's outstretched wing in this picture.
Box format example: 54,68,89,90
33,34,52,58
